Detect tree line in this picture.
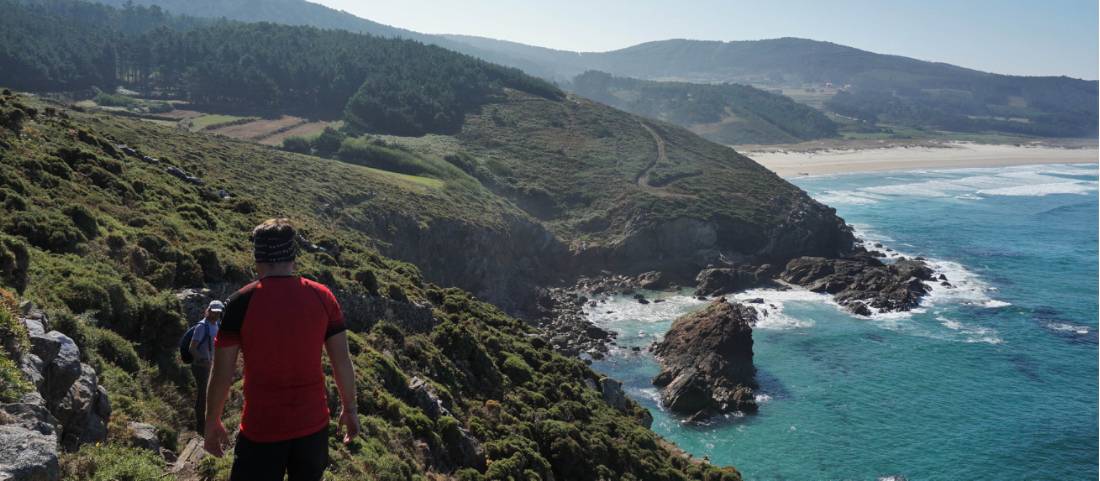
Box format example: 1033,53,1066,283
0,0,563,135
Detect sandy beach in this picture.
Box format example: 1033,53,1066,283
742,142,1099,177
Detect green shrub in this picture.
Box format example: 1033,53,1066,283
501,354,534,385
63,205,98,239
147,101,173,114
354,269,379,296
0,236,30,291
0,353,31,402
281,136,311,154
385,284,408,303
88,325,141,374
4,209,86,253
312,127,345,157
337,137,461,179
1,188,28,211
61,443,173,481
191,247,223,283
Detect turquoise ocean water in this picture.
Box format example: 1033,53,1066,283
588,162,1099,480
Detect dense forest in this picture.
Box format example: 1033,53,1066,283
825,87,1099,138
571,70,839,144
0,0,562,135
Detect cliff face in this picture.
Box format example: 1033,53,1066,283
651,299,759,420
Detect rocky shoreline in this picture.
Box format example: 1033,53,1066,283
535,243,945,359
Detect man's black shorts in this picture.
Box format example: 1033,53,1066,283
230,426,328,481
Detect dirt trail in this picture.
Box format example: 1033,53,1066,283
636,121,695,198
636,121,667,188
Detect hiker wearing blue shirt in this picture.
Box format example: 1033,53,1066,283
190,300,224,435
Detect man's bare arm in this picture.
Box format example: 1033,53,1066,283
203,345,239,456
325,331,360,443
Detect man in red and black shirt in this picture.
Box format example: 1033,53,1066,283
203,218,360,481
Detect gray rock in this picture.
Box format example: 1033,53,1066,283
22,319,45,338
175,288,213,324
18,354,44,393
598,377,629,411
92,386,110,420
56,364,106,450
442,425,485,471
408,377,450,420
44,333,81,405
637,408,654,429
0,395,57,437
780,255,934,314
0,425,60,481
28,332,60,366
127,422,160,452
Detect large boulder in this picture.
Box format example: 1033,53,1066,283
0,425,60,481
694,265,771,297
54,364,109,450
651,299,758,419
43,333,81,411
780,255,934,314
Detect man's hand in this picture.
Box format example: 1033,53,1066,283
337,408,360,444
203,419,229,457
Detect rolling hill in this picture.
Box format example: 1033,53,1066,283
451,36,1099,138
570,70,839,145
75,0,1097,139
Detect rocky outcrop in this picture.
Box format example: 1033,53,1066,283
650,299,758,420
532,288,615,359
780,254,934,314
1,308,110,481
694,264,774,297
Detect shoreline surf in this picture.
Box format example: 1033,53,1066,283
741,142,1099,177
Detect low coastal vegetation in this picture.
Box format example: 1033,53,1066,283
0,91,744,480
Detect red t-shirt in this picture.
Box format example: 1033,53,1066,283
214,276,346,442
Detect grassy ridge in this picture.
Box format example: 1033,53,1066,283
0,91,742,480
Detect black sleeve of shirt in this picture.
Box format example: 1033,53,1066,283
325,324,347,340
220,281,257,334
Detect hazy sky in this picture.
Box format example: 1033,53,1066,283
313,0,1098,79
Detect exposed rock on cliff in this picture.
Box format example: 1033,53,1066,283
1,308,110,481
651,299,758,420
780,254,934,314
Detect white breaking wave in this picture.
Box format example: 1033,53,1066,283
811,163,1098,205
1044,322,1092,336
937,315,1004,345
728,288,834,330
852,228,1008,312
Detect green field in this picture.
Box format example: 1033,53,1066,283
188,114,255,131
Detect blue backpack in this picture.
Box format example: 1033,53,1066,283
178,321,211,364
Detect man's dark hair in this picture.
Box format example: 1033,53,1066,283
252,218,298,264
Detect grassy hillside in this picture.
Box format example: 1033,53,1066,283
6,0,853,287
0,91,746,481
571,70,839,145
